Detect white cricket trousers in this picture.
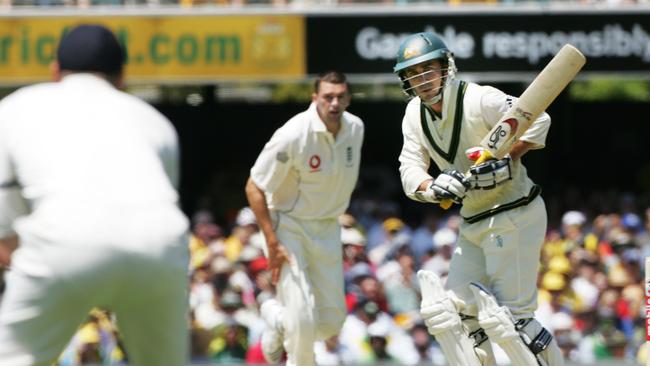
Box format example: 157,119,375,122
274,213,346,366
0,232,189,366
446,196,547,319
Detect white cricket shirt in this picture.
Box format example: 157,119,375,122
0,74,187,243
399,79,551,218
251,102,364,220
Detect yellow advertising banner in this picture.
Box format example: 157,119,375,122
0,15,305,84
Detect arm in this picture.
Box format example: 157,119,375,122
0,106,29,268
398,109,434,202
0,235,18,268
416,179,433,192
509,140,536,161
245,177,278,250
245,177,290,285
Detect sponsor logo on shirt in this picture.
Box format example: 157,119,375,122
309,154,321,172
276,151,289,163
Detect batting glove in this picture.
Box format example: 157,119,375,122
467,157,512,190
432,169,471,204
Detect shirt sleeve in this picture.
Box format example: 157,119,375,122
480,86,551,150
159,118,181,190
250,126,294,193
398,108,433,202
0,106,29,238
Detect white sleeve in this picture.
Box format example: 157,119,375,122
398,108,433,202
0,107,29,238
159,119,181,190
480,86,551,150
250,126,294,193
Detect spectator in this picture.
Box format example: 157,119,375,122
313,335,350,365
383,248,420,315
368,217,410,266
409,213,439,261
341,226,368,271
420,227,457,281
209,319,248,364
338,299,419,365
223,206,260,263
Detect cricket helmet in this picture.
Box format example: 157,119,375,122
394,32,456,104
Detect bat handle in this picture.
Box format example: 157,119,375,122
439,199,453,210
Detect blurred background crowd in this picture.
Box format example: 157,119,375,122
16,192,647,365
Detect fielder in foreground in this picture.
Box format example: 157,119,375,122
245,71,364,366
0,25,190,366
395,32,566,365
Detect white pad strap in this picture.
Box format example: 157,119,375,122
418,270,483,366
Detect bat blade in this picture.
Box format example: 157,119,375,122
480,44,586,159
439,44,586,210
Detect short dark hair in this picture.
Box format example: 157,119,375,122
314,71,349,93
57,24,125,78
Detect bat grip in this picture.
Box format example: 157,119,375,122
439,199,453,210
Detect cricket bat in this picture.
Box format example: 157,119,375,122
440,44,586,209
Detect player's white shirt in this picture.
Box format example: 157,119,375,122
250,102,364,220
0,74,187,244
399,79,550,219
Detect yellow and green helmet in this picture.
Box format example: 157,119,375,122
393,32,456,102
393,32,452,74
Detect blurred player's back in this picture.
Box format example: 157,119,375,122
0,24,190,366
0,73,187,245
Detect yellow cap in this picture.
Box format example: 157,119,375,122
542,271,566,291
548,255,571,274
383,217,405,232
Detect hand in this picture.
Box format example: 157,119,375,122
414,179,439,203
467,157,512,190
0,235,19,269
432,169,471,204
266,238,291,285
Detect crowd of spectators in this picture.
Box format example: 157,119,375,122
33,193,649,365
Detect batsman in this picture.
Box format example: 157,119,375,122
394,32,565,365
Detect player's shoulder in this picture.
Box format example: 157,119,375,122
343,110,364,128
401,97,421,118
273,110,307,141
463,82,509,110
466,82,507,100
111,87,171,122
0,82,57,104
0,82,58,117
406,96,421,109
401,97,422,123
